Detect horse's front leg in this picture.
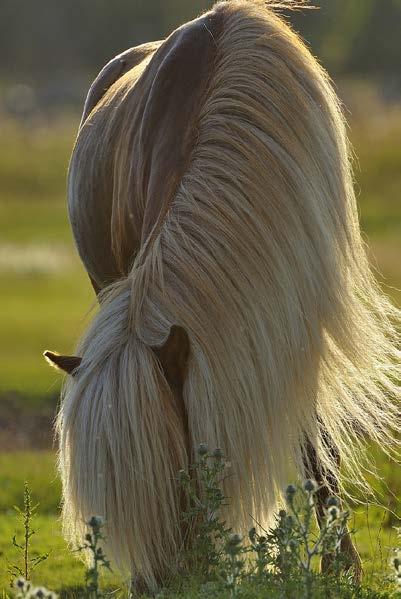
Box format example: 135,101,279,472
303,437,362,583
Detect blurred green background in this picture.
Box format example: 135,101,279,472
0,1,401,592
1,0,400,407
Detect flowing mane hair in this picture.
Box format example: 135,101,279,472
57,0,401,589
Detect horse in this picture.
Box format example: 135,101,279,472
44,0,401,591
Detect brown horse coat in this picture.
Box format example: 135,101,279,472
69,9,224,293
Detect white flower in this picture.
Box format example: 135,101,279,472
327,505,340,522
13,577,27,591
303,479,317,493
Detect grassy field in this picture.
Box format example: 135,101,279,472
0,119,95,399
0,451,400,596
1,106,401,398
1,95,401,596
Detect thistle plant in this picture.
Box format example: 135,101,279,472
276,481,352,598
220,533,245,598
7,462,401,598
180,459,359,599
10,515,111,599
12,578,57,599
391,528,401,596
248,526,269,578
246,481,355,599
248,506,299,584
7,482,49,586
393,554,401,593
76,516,111,598
178,445,232,578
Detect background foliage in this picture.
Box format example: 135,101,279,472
1,0,401,114
0,0,400,595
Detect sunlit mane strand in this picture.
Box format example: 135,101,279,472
56,0,401,590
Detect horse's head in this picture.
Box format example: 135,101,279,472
44,324,190,391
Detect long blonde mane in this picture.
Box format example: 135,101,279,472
58,0,401,589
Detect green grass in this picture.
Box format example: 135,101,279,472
0,452,400,597
0,117,95,397
1,102,401,596
0,453,124,596
0,452,60,514
0,513,86,593
0,119,74,205
0,514,126,597
0,199,73,244
0,268,94,395
353,112,401,239
0,111,401,398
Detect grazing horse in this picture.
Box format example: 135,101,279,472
45,0,400,591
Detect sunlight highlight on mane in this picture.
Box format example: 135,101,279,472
57,0,401,590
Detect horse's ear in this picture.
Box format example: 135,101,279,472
43,351,82,376
151,326,190,390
